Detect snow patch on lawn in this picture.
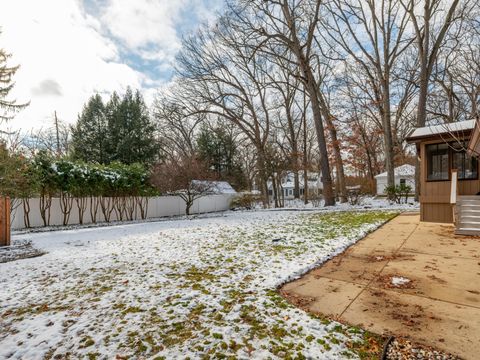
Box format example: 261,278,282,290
0,210,397,359
391,276,411,287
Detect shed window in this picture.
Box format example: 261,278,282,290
426,143,449,180
452,142,478,179
400,178,406,186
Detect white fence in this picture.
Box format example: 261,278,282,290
10,194,236,230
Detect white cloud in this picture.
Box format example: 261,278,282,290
98,0,224,63
0,0,223,131
100,0,188,61
0,0,147,130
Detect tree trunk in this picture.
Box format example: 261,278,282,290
382,77,396,196
256,150,270,207
302,98,309,205
39,192,52,227
285,12,335,206
186,201,192,216
277,173,285,207
304,75,335,206
293,170,300,199
22,198,31,228
89,196,99,223
272,176,279,208
322,111,347,203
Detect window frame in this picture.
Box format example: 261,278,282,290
452,141,479,180
426,143,450,182
425,141,479,182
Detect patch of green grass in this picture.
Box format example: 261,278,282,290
79,336,95,348
121,306,143,315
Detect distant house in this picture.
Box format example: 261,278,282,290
267,172,323,199
375,164,416,195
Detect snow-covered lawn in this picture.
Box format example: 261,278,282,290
0,210,397,359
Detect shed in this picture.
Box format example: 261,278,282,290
375,164,416,195
191,180,237,195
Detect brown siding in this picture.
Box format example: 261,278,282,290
420,203,453,223
419,139,479,223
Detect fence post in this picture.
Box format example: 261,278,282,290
0,197,11,246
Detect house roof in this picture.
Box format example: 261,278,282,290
191,180,237,194
374,164,415,179
467,119,480,157
406,120,475,142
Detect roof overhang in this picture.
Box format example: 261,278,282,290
406,120,475,143
467,118,480,157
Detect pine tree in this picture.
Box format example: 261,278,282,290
197,124,246,190
0,33,28,123
106,87,159,165
71,94,108,164
72,88,159,165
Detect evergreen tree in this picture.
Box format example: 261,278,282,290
104,91,121,163
72,88,159,165
197,124,247,190
1,32,28,123
106,87,159,165
71,94,108,164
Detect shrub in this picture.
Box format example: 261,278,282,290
307,193,322,207
385,184,412,204
230,193,261,210
346,186,364,205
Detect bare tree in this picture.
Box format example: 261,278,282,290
153,92,203,159
400,0,474,199
428,18,480,123
25,116,70,157
150,155,217,215
176,19,275,206
232,0,337,205
322,0,415,193
400,0,473,126
266,55,304,199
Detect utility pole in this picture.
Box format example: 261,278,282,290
54,111,60,158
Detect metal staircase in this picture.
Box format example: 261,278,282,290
455,196,480,236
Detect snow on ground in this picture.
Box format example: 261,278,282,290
279,197,418,211
0,209,398,359
391,276,411,287
0,240,45,263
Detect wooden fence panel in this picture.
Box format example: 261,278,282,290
0,197,11,246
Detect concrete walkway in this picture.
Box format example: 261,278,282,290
281,213,480,359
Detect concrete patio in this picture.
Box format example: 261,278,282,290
281,213,480,359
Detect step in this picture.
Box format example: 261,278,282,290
458,202,480,206
455,228,480,236
457,207,480,213
457,198,480,203
457,204,480,210
458,216,480,224
457,222,480,230
457,211,480,218
458,195,480,200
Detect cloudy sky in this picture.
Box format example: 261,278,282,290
0,0,224,131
